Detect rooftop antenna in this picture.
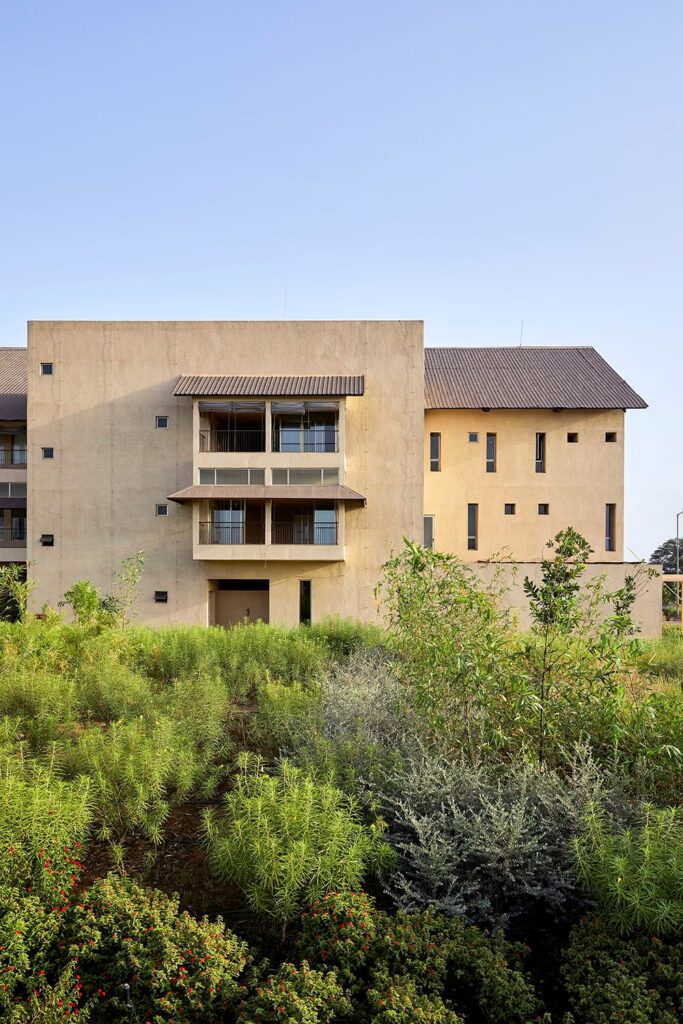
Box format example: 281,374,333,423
519,319,524,346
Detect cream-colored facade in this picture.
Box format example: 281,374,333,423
424,408,626,562
26,321,424,626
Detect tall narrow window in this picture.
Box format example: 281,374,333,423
299,580,312,625
605,504,616,552
467,504,478,551
423,515,435,550
486,433,496,473
430,432,441,472
535,432,546,473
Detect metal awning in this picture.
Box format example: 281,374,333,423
174,375,365,398
167,484,366,504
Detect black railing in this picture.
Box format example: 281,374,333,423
199,429,265,453
271,522,338,545
199,521,265,545
271,428,338,453
0,526,27,547
0,449,27,467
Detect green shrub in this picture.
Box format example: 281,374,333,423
305,616,387,660
573,804,683,937
0,671,76,750
562,917,682,1023
367,976,462,1023
300,890,376,985
614,689,683,804
638,627,683,681
74,662,154,722
2,963,91,1023
237,961,350,1023
203,756,393,934
66,874,249,1023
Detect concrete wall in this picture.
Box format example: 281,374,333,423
474,560,662,638
27,321,424,626
424,408,626,562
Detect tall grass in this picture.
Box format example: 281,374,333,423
638,626,683,682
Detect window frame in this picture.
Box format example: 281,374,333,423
155,415,169,429
605,503,616,552
40,362,53,376
538,503,550,516
42,447,54,459
504,503,516,515
467,503,478,551
535,432,546,473
486,433,497,473
299,580,312,625
429,432,441,472
155,503,169,517
567,432,578,443
605,431,617,443
468,432,479,443
423,514,435,550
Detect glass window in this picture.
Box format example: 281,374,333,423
299,580,311,625
199,469,215,484
504,503,515,515
322,468,339,484
429,433,441,472
272,469,288,484
467,503,478,550
468,432,479,443
567,432,578,443
42,447,54,459
155,504,168,517
0,484,8,497
605,432,617,443
314,502,337,544
156,416,169,429
216,468,249,485
249,469,265,485
40,362,53,376
486,433,496,473
289,468,322,485
535,433,546,473
605,503,616,551
212,500,245,544
10,483,26,498
538,503,549,516
423,515,434,549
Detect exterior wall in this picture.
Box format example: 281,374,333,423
424,408,625,562
474,561,662,638
27,321,424,626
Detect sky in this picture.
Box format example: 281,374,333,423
1,0,681,559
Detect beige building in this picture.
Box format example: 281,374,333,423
0,326,660,633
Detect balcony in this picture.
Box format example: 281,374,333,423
0,526,26,548
271,427,338,453
200,429,265,454
271,521,338,545
195,499,344,561
0,449,27,468
199,521,266,545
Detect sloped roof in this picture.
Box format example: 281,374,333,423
167,484,366,504
0,348,27,420
174,375,365,397
424,347,647,410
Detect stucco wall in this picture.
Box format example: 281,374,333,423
424,408,626,562
27,321,424,626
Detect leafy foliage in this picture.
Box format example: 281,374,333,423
573,804,683,937
367,976,462,1023
203,755,393,932
236,961,350,1023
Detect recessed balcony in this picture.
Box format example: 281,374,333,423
194,498,344,561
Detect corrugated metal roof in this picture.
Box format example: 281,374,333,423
425,347,647,410
174,375,365,397
167,484,366,503
0,348,27,421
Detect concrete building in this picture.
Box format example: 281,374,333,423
0,322,660,633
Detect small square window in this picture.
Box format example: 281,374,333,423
155,504,168,517
468,432,479,443
40,362,53,376
42,447,54,459
156,416,169,429
605,431,617,443
538,503,549,516
154,590,168,603
567,432,578,443
504,503,516,515
40,533,54,547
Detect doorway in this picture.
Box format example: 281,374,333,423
211,579,269,627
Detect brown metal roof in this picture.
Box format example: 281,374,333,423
167,484,366,504
0,348,27,421
174,375,365,397
425,347,647,410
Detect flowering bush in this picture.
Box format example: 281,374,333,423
299,890,376,985
236,961,351,1023
64,875,249,1023
367,976,462,1023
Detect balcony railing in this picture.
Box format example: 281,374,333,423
199,429,265,453
199,522,266,545
271,522,338,545
0,450,27,467
272,428,338,453
0,527,26,547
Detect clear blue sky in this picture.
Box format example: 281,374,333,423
1,1,681,559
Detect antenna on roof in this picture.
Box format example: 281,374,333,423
519,319,524,346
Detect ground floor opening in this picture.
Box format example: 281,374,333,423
209,579,270,627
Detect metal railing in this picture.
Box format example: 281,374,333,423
199,429,265,453
0,449,27,467
271,522,338,545
199,521,265,545
0,526,27,547
272,428,338,453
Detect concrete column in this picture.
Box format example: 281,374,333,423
265,400,272,454
265,499,272,548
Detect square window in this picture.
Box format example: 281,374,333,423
40,362,53,376
154,590,168,603
567,432,578,443
605,431,617,443
504,503,516,515
538,503,549,516
468,432,479,443
155,504,168,517
156,416,169,429
42,447,54,459
40,534,54,546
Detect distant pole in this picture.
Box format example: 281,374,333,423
519,320,524,346
677,510,683,574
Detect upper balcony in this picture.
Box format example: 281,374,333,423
196,400,340,456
